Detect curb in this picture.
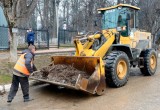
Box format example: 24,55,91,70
18,50,75,55
0,84,11,93
35,50,75,55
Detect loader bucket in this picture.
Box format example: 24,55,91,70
31,56,106,95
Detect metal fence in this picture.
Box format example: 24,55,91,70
58,29,78,47
0,26,9,49
0,26,49,50
18,28,49,49
0,26,78,50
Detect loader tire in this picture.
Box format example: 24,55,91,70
140,49,157,76
105,51,130,87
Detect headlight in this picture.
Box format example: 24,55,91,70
122,26,126,31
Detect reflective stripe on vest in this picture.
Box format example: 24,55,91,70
14,53,32,76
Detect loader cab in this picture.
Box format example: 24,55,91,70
98,4,140,37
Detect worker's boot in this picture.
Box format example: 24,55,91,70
24,98,34,102
7,99,12,103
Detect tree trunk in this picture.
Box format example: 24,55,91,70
9,32,18,62
53,0,57,43
1,0,38,62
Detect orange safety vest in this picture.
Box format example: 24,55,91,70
14,53,33,76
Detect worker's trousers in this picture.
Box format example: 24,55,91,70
8,75,29,100
28,41,34,47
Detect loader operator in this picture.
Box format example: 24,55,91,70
7,45,37,103
117,15,128,36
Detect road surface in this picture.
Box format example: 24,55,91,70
0,59,160,110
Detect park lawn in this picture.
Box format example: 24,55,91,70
0,55,51,84
0,74,12,85
0,52,71,84
34,55,51,69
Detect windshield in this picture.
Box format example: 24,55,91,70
102,9,118,29
102,8,128,30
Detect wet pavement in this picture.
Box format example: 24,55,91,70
0,59,160,110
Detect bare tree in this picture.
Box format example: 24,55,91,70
0,0,38,62
117,0,139,5
138,0,160,42
60,0,112,32
24,0,160,45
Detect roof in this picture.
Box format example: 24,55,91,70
98,4,140,11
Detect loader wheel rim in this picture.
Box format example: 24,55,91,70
150,54,156,70
117,60,127,80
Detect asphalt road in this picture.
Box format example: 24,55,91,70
0,59,160,110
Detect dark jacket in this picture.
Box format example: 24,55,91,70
23,49,36,73
13,49,37,77
27,31,35,42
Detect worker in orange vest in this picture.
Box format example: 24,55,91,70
7,45,37,103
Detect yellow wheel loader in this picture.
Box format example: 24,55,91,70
31,4,157,95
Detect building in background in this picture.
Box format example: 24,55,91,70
0,6,9,49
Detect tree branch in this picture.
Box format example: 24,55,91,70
26,0,38,16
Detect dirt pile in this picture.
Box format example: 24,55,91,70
31,64,90,86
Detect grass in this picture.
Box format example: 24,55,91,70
0,60,14,84
0,55,52,84
0,74,12,85
0,52,71,84
34,55,51,69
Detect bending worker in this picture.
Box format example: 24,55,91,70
7,45,37,103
